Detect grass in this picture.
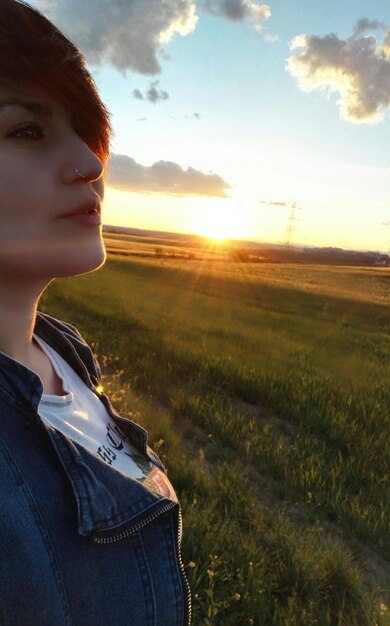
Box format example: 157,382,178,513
39,253,390,625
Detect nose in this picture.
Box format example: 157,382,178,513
74,162,104,182
72,155,104,183
66,135,105,184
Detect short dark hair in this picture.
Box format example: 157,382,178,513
0,0,111,162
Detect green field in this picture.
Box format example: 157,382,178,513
40,249,390,626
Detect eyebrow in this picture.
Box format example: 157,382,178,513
0,98,53,118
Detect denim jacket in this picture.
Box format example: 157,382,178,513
0,311,191,626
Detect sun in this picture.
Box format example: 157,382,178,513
195,203,243,242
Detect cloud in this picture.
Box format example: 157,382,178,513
132,81,169,103
263,33,280,43
287,20,390,123
35,0,198,74
383,27,390,55
259,200,289,207
353,18,385,35
201,0,271,30
107,153,230,197
132,89,144,100
147,80,169,103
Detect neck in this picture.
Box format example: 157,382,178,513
0,275,52,366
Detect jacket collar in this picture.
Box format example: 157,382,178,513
47,425,172,537
0,311,170,535
0,311,97,414
0,351,42,414
0,311,150,451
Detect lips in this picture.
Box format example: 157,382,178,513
60,200,101,218
59,199,102,227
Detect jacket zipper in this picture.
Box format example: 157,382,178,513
93,502,192,625
177,505,192,625
33,322,191,622
93,500,176,544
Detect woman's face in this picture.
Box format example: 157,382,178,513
0,85,106,283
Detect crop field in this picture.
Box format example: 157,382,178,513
40,237,390,626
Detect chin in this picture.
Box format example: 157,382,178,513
51,241,107,278
0,240,107,282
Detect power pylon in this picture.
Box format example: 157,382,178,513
381,221,390,258
285,201,301,249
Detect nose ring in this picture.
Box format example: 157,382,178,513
75,166,88,179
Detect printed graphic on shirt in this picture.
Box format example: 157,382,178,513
144,467,178,501
34,333,178,503
99,420,178,502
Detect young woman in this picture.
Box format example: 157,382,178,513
0,2,191,624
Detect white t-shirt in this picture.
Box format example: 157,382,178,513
34,334,177,502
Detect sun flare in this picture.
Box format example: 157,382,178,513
194,202,243,242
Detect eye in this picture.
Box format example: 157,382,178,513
7,123,45,140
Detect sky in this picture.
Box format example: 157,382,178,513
32,0,390,251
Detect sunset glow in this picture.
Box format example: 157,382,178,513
34,0,390,252
194,203,244,241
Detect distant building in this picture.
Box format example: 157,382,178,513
373,255,390,266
